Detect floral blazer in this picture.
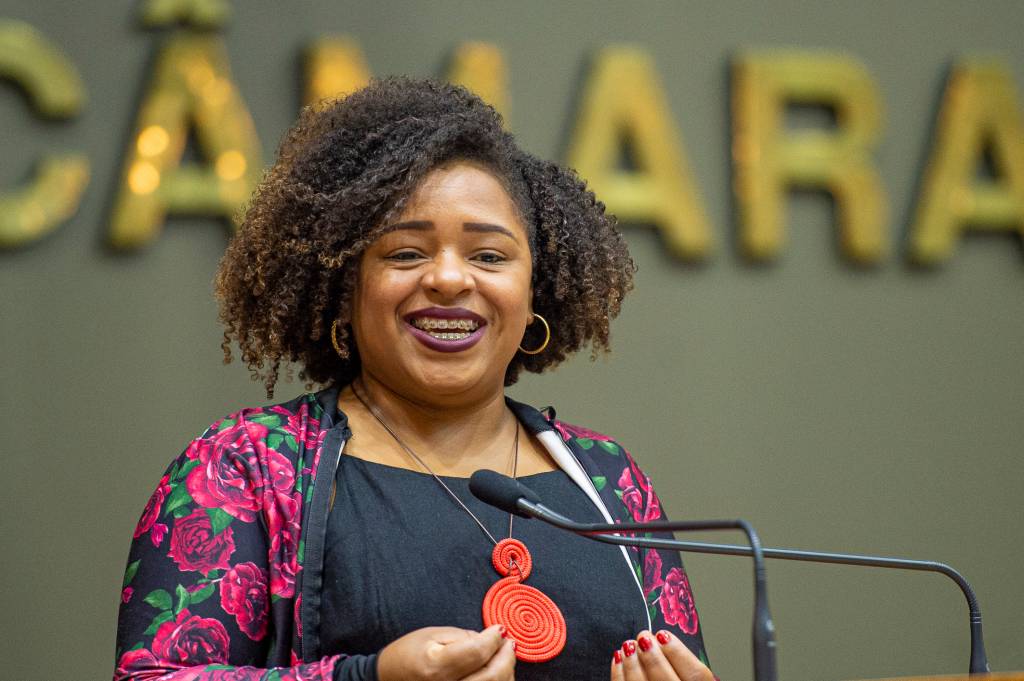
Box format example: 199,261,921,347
114,387,709,680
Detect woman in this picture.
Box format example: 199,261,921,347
114,77,714,681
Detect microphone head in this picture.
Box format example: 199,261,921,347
469,469,540,518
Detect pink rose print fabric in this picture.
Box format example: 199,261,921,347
114,397,709,679
113,396,339,681
554,417,706,653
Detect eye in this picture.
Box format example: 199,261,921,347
385,250,424,262
473,251,507,265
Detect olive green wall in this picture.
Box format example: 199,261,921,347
1,2,1022,680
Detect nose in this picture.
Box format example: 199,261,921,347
422,250,474,299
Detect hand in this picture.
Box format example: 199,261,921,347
610,630,714,681
377,624,516,681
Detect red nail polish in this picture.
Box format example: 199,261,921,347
638,636,652,652
622,640,636,656
499,626,507,638
613,650,623,664
656,631,671,645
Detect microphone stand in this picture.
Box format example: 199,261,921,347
518,499,777,681
518,499,990,676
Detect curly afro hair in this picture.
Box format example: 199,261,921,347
215,77,635,398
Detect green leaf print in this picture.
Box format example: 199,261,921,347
174,459,199,481
190,582,216,605
172,505,190,518
217,417,237,431
163,484,193,517
122,559,141,588
174,584,189,614
267,433,284,451
248,413,282,427
144,589,172,611
597,440,621,455
144,610,174,635
206,507,233,536
284,434,298,451
576,437,594,450
591,475,607,491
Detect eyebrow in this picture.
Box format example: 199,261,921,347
381,220,518,241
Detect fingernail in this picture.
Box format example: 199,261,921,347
656,631,671,645
622,640,636,656
499,625,507,638
613,650,623,664
510,640,517,651
638,635,652,652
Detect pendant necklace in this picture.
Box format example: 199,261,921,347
350,382,567,663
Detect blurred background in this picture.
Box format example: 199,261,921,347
1,1,1022,680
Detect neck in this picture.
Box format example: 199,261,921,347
344,372,515,474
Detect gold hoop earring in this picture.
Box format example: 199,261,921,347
518,313,550,355
331,320,346,358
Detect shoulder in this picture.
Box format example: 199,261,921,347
175,393,327,520
506,397,651,482
549,415,656,488
189,392,327,456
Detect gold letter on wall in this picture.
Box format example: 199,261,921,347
567,46,712,259
0,20,89,249
141,0,231,29
304,36,371,107
910,60,1024,264
732,50,887,263
109,32,262,249
448,42,509,124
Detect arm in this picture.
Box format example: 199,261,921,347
113,411,357,681
615,447,709,666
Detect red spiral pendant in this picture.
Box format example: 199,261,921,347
482,538,566,663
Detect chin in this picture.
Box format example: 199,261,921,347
405,364,498,400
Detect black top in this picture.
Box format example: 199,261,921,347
322,453,649,681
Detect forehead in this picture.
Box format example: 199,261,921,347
400,161,521,223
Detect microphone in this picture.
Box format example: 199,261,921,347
470,470,778,681
469,471,990,676
468,469,540,518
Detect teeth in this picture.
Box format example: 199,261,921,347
426,331,470,340
411,317,479,333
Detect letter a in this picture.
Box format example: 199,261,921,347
109,32,262,249
910,60,1024,264
568,47,713,260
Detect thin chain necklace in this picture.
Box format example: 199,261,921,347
350,380,517,545
349,380,567,663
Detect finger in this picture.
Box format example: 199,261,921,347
656,630,713,681
610,645,626,681
635,631,679,680
459,639,517,681
434,624,507,678
620,639,646,681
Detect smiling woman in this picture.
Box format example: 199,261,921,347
113,77,713,681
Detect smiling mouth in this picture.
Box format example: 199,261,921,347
409,317,481,341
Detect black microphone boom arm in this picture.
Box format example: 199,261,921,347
519,499,989,675
518,500,779,681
